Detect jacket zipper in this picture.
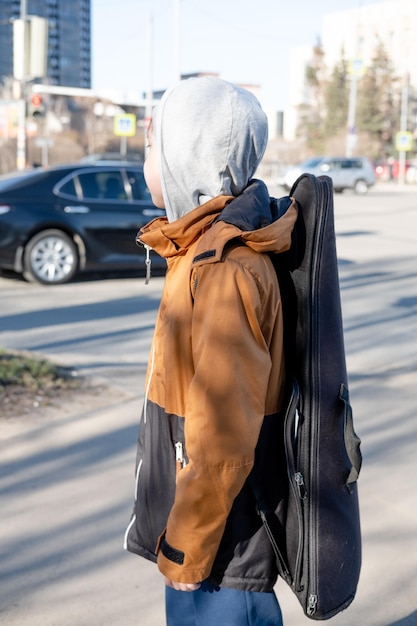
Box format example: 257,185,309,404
123,458,143,549
258,509,291,584
175,441,184,475
175,441,187,476
143,345,155,424
124,342,155,548
144,243,152,284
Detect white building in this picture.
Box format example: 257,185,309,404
284,0,417,141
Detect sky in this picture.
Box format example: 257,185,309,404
92,0,383,111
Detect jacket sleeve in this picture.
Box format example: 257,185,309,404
157,251,282,583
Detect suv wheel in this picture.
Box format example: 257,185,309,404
23,229,79,285
354,179,368,195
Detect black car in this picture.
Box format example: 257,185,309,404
0,162,166,285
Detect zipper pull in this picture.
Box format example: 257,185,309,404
294,472,308,500
144,244,152,284
307,594,318,616
175,442,184,475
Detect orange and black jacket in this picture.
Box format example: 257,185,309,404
124,180,298,592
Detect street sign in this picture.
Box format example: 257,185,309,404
395,131,413,152
13,17,48,80
348,58,365,76
114,114,137,137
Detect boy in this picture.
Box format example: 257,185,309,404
124,77,298,625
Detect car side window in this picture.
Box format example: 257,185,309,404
127,170,152,201
102,172,127,200
59,177,77,197
77,171,128,200
78,173,103,199
321,160,337,172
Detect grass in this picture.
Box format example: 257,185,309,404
0,348,76,390
0,347,82,417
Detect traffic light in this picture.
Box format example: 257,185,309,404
29,93,45,118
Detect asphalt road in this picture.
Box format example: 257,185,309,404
0,183,414,393
0,267,163,396
1,182,417,625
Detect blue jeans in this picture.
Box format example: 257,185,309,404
165,583,283,626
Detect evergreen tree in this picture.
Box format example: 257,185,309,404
324,55,349,138
297,41,327,154
356,40,400,156
297,39,404,158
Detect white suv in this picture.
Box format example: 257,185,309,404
283,156,376,195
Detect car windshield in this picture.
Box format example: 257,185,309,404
300,157,324,168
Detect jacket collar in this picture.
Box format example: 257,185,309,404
137,195,233,258
137,180,297,261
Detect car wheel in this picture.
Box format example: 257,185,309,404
354,179,368,195
23,229,79,285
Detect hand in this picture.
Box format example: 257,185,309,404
164,576,201,592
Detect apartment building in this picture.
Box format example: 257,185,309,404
0,0,91,88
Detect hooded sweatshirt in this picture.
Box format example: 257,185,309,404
125,77,298,591
152,76,269,222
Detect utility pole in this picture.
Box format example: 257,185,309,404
143,12,154,157
16,0,28,170
145,13,154,121
345,2,363,158
397,75,409,186
346,73,358,158
173,0,181,82
397,27,411,186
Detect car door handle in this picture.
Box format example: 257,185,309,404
64,205,91,214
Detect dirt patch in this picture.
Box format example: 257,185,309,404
0,349,133,420
0,379,114,419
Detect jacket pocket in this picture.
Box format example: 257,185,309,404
340,384,362,492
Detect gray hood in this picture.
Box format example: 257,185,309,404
153,77,268,222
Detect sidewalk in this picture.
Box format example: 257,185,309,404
1,190,417,625
0,392,165,626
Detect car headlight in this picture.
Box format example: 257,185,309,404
0,205,11,214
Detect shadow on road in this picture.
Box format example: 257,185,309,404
389,611,417,626
0,400,140,613
0,266,166,286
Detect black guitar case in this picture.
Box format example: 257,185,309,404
255,174,362,619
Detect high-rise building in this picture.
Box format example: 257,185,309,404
0,0,91,88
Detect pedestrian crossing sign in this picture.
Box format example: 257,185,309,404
395,131,413,152
114,114,137,137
